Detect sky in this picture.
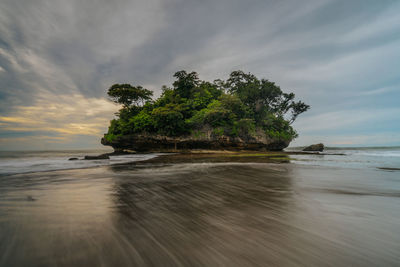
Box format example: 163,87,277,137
0,0,399,150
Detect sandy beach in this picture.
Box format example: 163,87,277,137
1,153,399,266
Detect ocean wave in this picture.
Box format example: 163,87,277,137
0,153,160,176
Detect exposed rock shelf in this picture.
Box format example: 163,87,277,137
101,133,291,152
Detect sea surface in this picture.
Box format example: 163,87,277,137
0,150,160,176
1,147,399,176
0,147,399,266
287,146,400,169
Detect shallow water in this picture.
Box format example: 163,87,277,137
288,146,400,170
0,150,159,176
0,160,399,266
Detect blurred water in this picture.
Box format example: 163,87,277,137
0,159,399,266
287,146,400,170
1,147,398,176
0,150,160,176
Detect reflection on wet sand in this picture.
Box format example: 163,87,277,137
1,160,400,266
111,163,295,266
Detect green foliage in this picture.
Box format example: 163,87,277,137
191,130,206,138
225,71,310,124
154,86,176,107
117,106,142,121
105,70,309,140
218,94,251,119
127,110,154,134
104,119,122,142
262,114,298,141
107,84,153,107
186,108,208,128
212,127,225,136
104,133,119,142
203,100,236,127
188,83,215,110
173,71,199,99
151,104,189,136
265,129,295,141
232,119,256,137
107,119,122,135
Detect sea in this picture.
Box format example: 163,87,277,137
287,146,400,170
0,150,160,177
0,147,399,176
0,147,399,266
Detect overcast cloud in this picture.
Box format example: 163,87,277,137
0,0,399,149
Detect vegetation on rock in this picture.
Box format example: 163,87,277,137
104,70,310,145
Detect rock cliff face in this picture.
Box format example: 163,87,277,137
101,131,291,152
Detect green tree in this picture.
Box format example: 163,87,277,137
152,104,189,136
107,84,153,107
173,71,200,99
104,70,310,144
225,70,310,124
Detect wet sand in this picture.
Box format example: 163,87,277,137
1,154,400,266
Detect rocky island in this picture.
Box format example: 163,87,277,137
101,70,309,152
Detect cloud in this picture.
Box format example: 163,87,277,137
293,108,400,133
0,0,400,149
0,91,118,149
291,132,400,147
359,85,398,96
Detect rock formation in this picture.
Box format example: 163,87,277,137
302,143,324,152
101,131,291,152
84,154,110,160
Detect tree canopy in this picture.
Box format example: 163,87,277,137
104,70,309,142
107,84,153,107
